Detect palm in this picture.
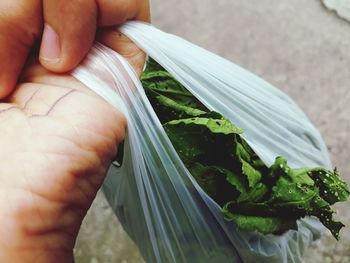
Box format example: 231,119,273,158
0,61,125,259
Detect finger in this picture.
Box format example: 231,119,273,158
39,0,97,73
97,29,146,77
0,0,42,98
96,0,151,26
40,0,150,74
96,0,151,76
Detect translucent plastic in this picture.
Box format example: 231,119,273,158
119,22,331,170
72,22,330,263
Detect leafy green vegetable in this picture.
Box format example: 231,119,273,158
141,58,350,239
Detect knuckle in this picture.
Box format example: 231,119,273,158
56,0,95,17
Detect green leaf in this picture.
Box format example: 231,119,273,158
142,63,207,111
222,207,297,234
165,117,244,135
188,162,220,197
235,142,251,163
155,94,206,117
141,58,350,239
306,168,350,205
241,160,262,188
142,57,165,72
236,182,268,203
189,163,245,204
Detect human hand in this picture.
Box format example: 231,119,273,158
0,60,126,263
0,0,150,98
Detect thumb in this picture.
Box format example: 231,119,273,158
39,0,97,73
39,0,150,74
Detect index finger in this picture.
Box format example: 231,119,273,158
0,0,42,98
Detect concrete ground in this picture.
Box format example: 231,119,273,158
74,1,350,262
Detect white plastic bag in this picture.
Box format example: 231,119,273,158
72,22,330,263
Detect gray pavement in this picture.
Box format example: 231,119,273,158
74,1,350,262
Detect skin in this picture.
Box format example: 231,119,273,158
0,59,130,262
0,0,151,97
0,0,150,262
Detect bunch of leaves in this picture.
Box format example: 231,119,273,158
140,58,349,239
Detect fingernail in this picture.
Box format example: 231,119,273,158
40,24,61,62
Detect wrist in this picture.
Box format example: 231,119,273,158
0,188,85,263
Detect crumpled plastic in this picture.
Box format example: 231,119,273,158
72,22,328,263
